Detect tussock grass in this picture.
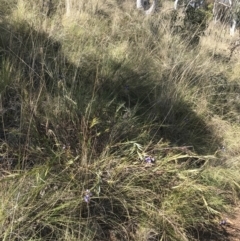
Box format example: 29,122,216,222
1,150,237,240
0,0,240,240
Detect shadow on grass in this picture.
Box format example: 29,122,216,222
0,12,234,241
191,225,232,241
0,15,221,170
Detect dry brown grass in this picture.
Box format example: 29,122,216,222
0,0,240,240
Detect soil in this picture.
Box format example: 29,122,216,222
201,206,240,241
220,208,240,241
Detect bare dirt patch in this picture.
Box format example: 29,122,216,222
202,206,240,241
220,206,240,241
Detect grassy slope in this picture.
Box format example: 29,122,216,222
0,0,240,240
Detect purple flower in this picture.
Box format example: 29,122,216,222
144,156,155,163
84,189,92,203
221,146,226,152
220,220,227,225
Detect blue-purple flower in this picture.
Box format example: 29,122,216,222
144,156,155,164
84,189,92,203
219,220,227,225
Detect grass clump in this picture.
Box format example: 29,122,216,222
1,150,237,240
0,0,240,240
